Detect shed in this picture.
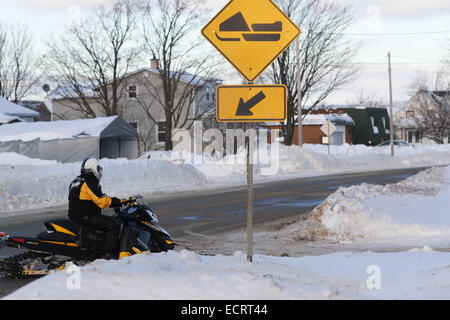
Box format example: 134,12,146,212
0,116,138,163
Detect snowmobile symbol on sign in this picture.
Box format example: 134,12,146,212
202,0,301,82
216,12,283,42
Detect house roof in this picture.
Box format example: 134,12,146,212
313,104,388,110
301,113,355,126
0,116,119,142
122,67,222,86
418,90,450,106
48,85,97,100
0,96,40,118
19,95,53,114
49,67,222,101
0,113,22,124
264,113,355,126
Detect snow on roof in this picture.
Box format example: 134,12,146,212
0,116,118,142
265,113,355,126
0,96,40,117
20,95,53,114
48,85,97,100
123,67,222,87
314,104,388,110
301,113,355,126
0,113,22,124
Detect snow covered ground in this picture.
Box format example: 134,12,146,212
2,163,450,299
278,166,450,246
1,142,448,214
5,247,450,300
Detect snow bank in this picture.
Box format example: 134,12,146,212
0,152,58,166
0,154,206,212
1,142,449,213
282,166,450,245
144,143,450,182
5,248,450,300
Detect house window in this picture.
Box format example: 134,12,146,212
158,121,167,143
206,87,210,101
128,85,138,99
406,110,414,118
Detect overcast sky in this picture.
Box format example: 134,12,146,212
0,0,449,105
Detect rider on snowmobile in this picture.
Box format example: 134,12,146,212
68,158,124,259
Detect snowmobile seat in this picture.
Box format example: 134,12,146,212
36,219,81,243
44,219,82,236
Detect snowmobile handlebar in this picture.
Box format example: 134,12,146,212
113,197,138,214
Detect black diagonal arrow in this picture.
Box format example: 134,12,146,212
236,91,266,116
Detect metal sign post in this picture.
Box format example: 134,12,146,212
246,122,254,262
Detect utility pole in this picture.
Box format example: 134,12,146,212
388,52,394,157
296,38,303,146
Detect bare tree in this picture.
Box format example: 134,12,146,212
137,0,219,150
353,91,386,108
271,0,359,145
0,23,40,102
408,72,449,144
45,0,140,119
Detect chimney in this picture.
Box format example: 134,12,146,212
151,56,159,70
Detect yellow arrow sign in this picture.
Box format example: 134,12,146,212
216,85,287,122
202,0,301,82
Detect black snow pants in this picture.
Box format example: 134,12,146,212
74,214,120,253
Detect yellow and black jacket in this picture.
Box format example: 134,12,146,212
68,174,113,222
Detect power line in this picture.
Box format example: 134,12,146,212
331,30,450,36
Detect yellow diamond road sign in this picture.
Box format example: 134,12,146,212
217,85,287,122
202,0,301,82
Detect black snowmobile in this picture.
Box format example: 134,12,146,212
0,196,176,278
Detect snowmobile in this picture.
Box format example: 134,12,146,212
0,196,176,279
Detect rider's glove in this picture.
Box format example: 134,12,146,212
110,197,121,208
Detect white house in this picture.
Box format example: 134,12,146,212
394,90,450,144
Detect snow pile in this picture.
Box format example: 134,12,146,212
0,152,58,166
145,143,450,182
5,248,450,300
0,154,206,212
282,166,450,245
265,143,450,178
